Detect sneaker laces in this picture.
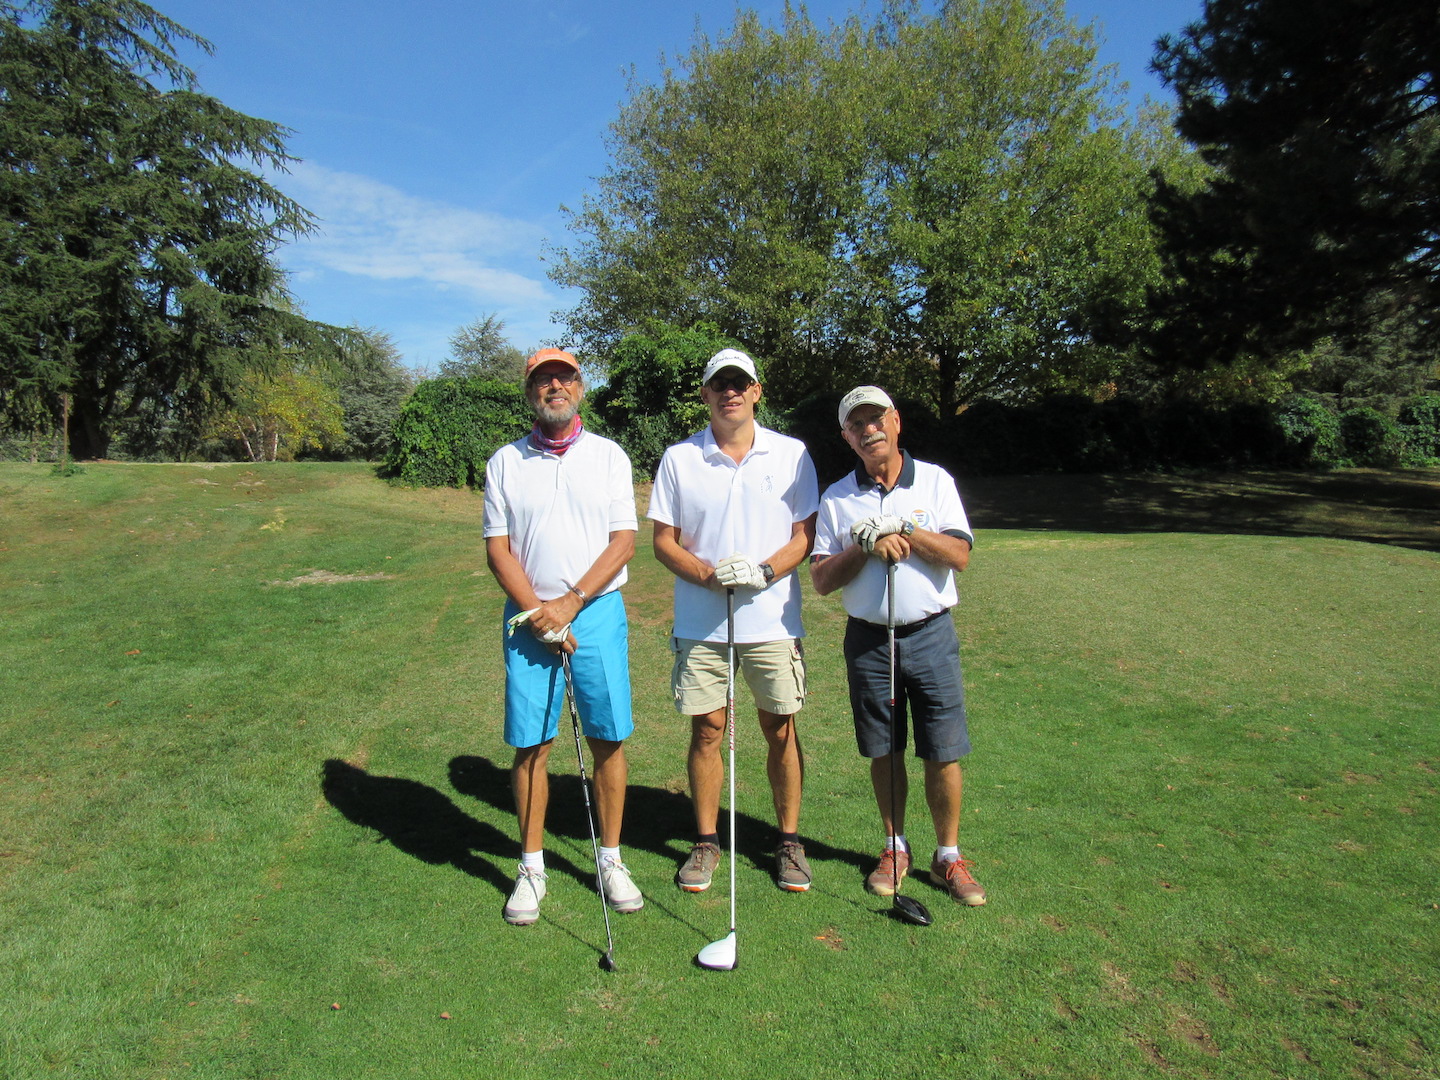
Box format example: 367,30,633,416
943,856,978,884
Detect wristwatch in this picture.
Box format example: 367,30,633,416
900,520,915,537
759,562,775,584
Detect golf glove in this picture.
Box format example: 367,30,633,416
715,553,768,590
505,607,571,644
851,515,910,553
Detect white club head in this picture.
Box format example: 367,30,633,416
696,931,736,971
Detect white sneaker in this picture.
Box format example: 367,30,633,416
504,865,547,925
600,856,644,913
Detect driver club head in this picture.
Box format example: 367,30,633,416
891,894,934,927
696,931,737,970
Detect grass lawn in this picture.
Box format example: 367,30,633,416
1,461,1436,1079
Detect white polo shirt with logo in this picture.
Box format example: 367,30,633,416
813,452,973,626
649,423,819,644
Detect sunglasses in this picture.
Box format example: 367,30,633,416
529,368,580,387
706,374,755,393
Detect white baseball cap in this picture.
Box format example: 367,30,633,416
702,348,759,385
838,385,894,427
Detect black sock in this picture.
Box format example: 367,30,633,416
779,831,800,845
698,833,719,846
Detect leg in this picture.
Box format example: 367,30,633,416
587,736,627,848
871,752,909,839
512,740,554,853
923,758,962,849
757,708,803,833
687,708,726,835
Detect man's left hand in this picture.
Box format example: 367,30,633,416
851,514,909,553
715,553,768,590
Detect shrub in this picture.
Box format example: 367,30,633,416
1397,393,1440,465
383,378,529,488
1275,394,1346,467
1338,406,1404,467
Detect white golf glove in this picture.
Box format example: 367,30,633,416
715,553,768,590
851,515,910,553
505,607,571,644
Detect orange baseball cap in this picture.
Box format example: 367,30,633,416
524,347,580,380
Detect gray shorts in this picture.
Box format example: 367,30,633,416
843,611,969,761
671,637,806,716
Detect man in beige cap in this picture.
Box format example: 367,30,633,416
810,386,986,907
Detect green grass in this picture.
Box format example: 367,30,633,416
1,461,1437,1079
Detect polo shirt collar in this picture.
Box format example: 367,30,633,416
702,422,770,462
854,450,915,493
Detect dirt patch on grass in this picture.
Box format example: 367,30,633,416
268,570,395,587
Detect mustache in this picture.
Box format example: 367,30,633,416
861,432,886,447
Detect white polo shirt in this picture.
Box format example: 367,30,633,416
813,452,973,626
649,423,819,643
483,430,638,601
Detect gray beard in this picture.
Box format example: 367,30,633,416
534,399,577,427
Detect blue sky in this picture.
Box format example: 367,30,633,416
157,0,1202,372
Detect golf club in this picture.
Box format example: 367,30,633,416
886,560,933,927
697,587,739,970
560,649,618,972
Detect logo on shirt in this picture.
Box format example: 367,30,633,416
761,474,774,494
909,509,931,530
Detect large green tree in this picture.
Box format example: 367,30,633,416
1147,0,1440,369
0,0,330,459
553,0,1184,413
438,313,526,383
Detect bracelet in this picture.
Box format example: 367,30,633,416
569,584,588,602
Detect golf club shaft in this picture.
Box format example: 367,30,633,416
562,650,616,961
887,561,901,897
726,586,737,935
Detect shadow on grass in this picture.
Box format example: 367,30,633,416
320,759,514,896
961,468,1440,553
447,754,872,884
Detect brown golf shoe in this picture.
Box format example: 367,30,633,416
676,842,721,892
929,855,987,906
864,846,912,896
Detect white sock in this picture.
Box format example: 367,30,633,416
936,845,959,865
521,850,545,872
885,835,910,853
599,845,621,865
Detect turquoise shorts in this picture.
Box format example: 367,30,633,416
502,591,634,749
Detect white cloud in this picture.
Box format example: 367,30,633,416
275,162,554,307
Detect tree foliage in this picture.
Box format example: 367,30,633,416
553,0,1186,413
1148,0,1440,368
204,369,343,462
438,314,525,384
0,0,334,459
335,327,412,460
587,320,742,475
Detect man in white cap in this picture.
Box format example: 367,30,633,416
649,348,820,892
484,347,643,925
810,386,986,907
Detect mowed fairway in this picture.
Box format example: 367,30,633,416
1,461,1436,1080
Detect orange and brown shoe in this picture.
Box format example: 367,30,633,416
864,846,912,896
929,854,986,906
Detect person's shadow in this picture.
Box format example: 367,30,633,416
447,754,872,883
320,758,514,896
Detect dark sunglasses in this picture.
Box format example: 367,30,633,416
706,374,755,393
